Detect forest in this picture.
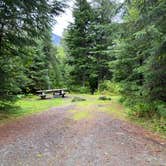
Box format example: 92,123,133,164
0,0,166,131
0,0,166,165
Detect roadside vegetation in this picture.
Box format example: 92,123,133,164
0,95,66,125
70,93,166,138
0,93,165,139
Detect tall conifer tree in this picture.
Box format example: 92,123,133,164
0,0,65,106
65,0,94,87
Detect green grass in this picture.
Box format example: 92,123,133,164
69,94,166,138
111,95,166,138
129,115,166,139
0,95,68,125
69,94,127,121
0,93,165,138
71,110,90,120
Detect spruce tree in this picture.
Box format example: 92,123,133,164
65,0,94,87
112,0,166,116
0,0,65,107
89,0,118,92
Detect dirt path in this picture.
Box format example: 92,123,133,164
0,102,166,166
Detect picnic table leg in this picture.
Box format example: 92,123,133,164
41,93,46,99
53,92,55,98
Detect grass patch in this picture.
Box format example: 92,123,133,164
1,93,165,138
113,95,166,138
71,94,166,138
69,94,126,120
71,110,90,120
98,101,127,119
129,115,166,139
0,95,68,125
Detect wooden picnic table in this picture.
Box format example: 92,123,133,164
36,88,68,99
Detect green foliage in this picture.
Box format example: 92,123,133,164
0,0,165,130
0,0,65,108
20,32,65,94
124,98,166,118
64,0,166,119
0,95,66,124
130,102,157,118
26,40,50,92
69,86,90,94
111,0,166,118
0,101,17,111
88,0,118,81
155,101,166,118
52,46,73,88
99,81,121,95
79,87,90,94
65,0,118,93
65,0,94,88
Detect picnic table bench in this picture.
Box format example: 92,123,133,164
36,88,68,99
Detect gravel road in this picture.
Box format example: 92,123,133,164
0,104,166,166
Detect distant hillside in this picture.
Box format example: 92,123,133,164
52,33,61,45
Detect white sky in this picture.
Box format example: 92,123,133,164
52,0,74,36
52,0,124,36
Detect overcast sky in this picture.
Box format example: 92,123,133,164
52,0,124,36
52,0,74,36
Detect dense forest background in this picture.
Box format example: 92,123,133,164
0,0,166,121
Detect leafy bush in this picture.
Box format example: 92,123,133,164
153,118,166,134
72,97,86,102
69,86,90,94
0,101,18,111
99,81,121,95
79,87,90,94
132,102,157,118
126,99,166,118
155,101,166,118
119,96,126,103
98,96,111,101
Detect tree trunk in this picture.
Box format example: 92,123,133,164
82,71,86,87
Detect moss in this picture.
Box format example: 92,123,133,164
73,111,90,120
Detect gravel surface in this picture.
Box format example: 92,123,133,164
0,104,166,166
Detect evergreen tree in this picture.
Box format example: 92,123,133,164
112,0,166,116
89,0,118,92
0,0,65,106
25,40,50,92
65,0,118,93
65,0,94,87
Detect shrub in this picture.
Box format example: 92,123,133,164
127,99,166,118
133,102,157,118
99,81,121,95
0,101,18,111
119,96,126,103
79,87,90,94
69,86,90,94
155,101,166,118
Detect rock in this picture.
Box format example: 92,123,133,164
72,97,86,102
98,96,111,101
